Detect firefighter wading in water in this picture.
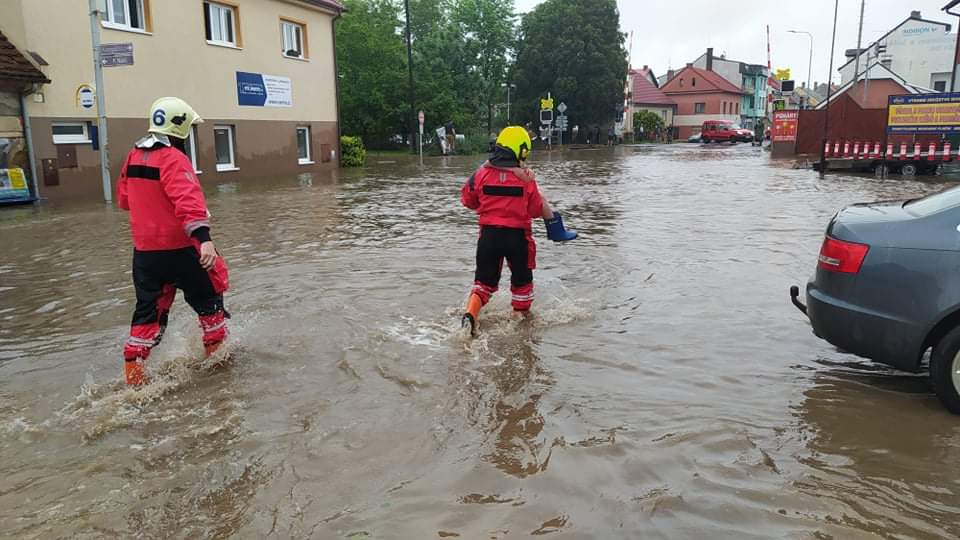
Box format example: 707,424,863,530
461,126,577,335
117,97,229,386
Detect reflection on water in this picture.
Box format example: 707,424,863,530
2,145,960,537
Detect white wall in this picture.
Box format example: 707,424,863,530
840,17,954,90
692,55,742,88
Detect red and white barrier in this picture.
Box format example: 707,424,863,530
914,143,922,159
834,141,841,156
886,142,894,158
929,142,938,161
900,143,908,160
843,141,851,157
946,142,953,162
872,142,882,159
853,141,861,159
824,141,832,157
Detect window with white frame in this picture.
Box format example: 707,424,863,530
204,2,238,47
106,0,147,31
214,125,237,171
184,125,201,173
282,20,306,58
296,126,312,164
52,122,91,144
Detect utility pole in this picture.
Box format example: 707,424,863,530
948,1,960,91
88,0,111,203
403,0,416,153
820,0,840,179
852,0,865,85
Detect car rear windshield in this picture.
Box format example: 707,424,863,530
904,185,960,216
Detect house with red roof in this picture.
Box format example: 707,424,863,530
625,66,676,141
661,64,745,139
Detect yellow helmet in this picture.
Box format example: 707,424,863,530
495,126,532,162
148,97,203,139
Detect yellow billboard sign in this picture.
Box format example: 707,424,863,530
775,69,791,81
887,94,960,134
540,97,554,111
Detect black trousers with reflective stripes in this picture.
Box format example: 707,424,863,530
132,248,223,327
475,226,533,288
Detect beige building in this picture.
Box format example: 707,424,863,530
0,0,343,202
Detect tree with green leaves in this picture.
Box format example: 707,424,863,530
513,0,627,132
336,0,408,148
633,111,664,140
452,0,516,135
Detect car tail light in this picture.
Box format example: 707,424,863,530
818,236,869,273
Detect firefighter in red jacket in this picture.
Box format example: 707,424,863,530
460,126,576,334
117,97,229,385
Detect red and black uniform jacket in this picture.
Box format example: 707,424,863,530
118,144,211,250
117,141,228,293
460,162,544,231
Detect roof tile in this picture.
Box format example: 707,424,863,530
0,31,48,84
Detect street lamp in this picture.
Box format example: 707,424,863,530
501,82,516,124
788,30,813,91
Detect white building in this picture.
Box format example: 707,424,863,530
838,10,955,92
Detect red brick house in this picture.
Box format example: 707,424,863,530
662,64,744,139
625,66,676,140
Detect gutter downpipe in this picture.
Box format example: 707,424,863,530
331,7,343,168
19,90,41,201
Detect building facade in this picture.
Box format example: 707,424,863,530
838,10,954,91
624,67,676,140
661,65,744,139
0,30,48,203
0,0,343,202
692,48,770,129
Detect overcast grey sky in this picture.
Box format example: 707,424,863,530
513,0,957,86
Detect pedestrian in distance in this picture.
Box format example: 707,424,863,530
116,97,230,386
608,126,616,146
445,120,457,154
460,126,577,335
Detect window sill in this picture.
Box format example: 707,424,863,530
53,139,92,145
101,22,152,35
283,54,310,62
207,40,242,50
298,160,315,165
216,165,240,172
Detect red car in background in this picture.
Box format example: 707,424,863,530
700,120,753,143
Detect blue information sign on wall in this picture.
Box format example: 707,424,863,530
236,72,292,107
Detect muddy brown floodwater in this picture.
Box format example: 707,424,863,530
2,144,960,539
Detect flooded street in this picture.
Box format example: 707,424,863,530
4,144,960,538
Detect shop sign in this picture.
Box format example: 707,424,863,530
772,111,799,142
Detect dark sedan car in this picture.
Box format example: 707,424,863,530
791,186,960,413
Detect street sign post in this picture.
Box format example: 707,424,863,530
540,93,555,148
99,42,134,67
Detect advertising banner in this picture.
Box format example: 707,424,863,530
772,110,799,142
0,168,31,202
236,72,293,107
887,93,960,134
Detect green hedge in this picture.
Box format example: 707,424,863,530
340,135,366,167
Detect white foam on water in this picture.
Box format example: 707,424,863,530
53,316,249,442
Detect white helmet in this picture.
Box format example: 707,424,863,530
148,97,203,139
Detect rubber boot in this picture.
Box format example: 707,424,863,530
125,358,147,386
545,212,578,242
462,293,483,336
204,340,225,357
